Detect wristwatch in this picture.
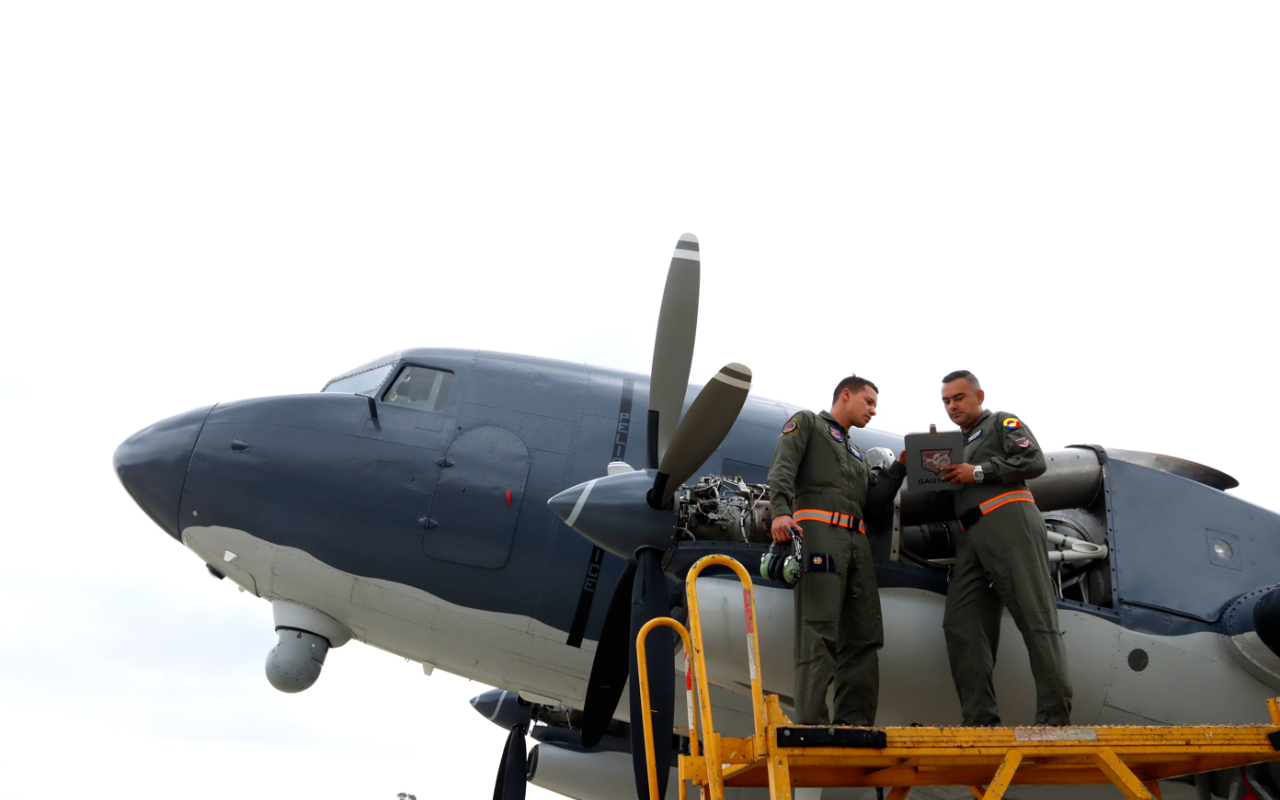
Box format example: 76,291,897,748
972,465,985,483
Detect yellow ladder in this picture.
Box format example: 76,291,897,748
636,554,1280,800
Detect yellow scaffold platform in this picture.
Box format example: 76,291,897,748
636,555,1280,800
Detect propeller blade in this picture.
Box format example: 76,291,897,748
629,548,674,800
492,724,527,800
580,560,636,748
647,234,701,470
650,363,752,508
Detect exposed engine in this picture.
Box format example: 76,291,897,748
676,476,772,544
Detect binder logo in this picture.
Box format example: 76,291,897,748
921,449,953,475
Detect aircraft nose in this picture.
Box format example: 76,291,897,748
113,405,214,541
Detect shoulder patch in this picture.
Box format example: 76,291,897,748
1014,436,1032,449
828,426,844,443
1002,417,1021,430
781,420,799,435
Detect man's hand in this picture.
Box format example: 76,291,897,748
896,449,906,465
771,515,801,542
940,463,979,484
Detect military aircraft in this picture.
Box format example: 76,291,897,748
114,235,1280,800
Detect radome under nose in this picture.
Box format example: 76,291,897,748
113,405,213,540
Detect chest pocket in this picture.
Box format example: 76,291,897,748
822,429,865,481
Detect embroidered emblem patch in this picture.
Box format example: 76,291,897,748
1003,417,1021,430
966,429,984,444
828,426,844,442
921,448,953,474
812,555,824,566
1014,436,1032,449
848,442,863,461
781,420,798,435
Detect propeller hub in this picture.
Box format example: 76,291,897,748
547,470,678,560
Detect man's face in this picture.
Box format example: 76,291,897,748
844,387,878,429
942,379,984,429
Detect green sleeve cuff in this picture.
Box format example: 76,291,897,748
887,461,907,480
983,459,1000,482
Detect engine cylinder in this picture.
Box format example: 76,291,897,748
266,628,329,693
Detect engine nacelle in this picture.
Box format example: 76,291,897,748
528,743,682,800
265,600,352,693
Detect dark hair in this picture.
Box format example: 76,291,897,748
942,370,981,390
833,375,879,404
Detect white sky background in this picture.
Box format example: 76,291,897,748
2,3,1278,798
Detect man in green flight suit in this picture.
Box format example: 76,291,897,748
936,370,1073,726
768,375,906,726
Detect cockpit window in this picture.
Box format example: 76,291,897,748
384,366,454,411
322,364,394,395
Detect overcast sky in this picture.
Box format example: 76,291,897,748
3,3,1278,799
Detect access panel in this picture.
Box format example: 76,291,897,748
424,426,529,569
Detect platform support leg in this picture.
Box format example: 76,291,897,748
766,752,792,800
968,787,986,800
981,750,1023,800
1144,781,1164,800
886,787,912,800
1090,747,1155,800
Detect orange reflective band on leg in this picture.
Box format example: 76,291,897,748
791,509,866,534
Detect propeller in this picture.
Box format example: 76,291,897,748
647,233,700,470
628,547,675,800
492,723,527,800
566,233,752,800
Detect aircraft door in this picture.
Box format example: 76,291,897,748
424,426,529,569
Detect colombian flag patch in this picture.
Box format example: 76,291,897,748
1003,417,1021,430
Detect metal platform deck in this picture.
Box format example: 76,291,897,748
637,555,1280,800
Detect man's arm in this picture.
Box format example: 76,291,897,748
941,414,1048,484
982,414,1047,483
865,455,907,519
768,412,811,539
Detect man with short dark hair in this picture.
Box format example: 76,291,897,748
937,371,1072,726
768,375,906,725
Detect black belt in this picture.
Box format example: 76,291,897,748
959,490,1036,531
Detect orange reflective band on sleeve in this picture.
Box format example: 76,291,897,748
792,509,866,534
959,490,1036,531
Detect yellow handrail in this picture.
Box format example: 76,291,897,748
636,554,769,800
685,555,768,754
636,617,696,800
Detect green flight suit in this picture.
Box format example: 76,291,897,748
944,409,1073,726
768,410,905,726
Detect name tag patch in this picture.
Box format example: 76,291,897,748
848,443,863,461
966,429,983,444
828,426,844,442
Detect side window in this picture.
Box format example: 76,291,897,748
384,366,455,412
